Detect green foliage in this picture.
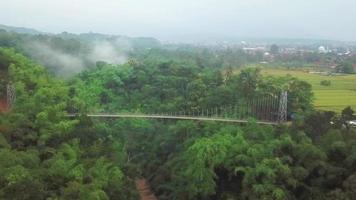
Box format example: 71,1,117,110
336,62,354,74
0,38,354,200
270,44,280,55
305,111,335,140
0,49,129,199
236,67,262,98
320,80,331,86
182,133,235,196
164,119,354,200
173,123,290,199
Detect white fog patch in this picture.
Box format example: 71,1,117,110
25,41,85,77
24,39,130,77
114,37,133,52
89,40,128,65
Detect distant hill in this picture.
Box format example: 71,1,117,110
0,24,44,35
57,31,161,48
0,24,161,50
0,24,163,76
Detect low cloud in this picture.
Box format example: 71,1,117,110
25,41,85,77
25,39,129,77
89,40,127,65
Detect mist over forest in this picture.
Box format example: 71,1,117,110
1,1,356,199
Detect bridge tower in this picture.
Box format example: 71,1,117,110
277,91,288,122
6,84,15,110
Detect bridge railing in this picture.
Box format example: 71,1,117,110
135,94,283,122
68,91,287,124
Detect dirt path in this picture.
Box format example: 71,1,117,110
135,178,157,200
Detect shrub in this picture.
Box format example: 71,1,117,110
320,80,331,86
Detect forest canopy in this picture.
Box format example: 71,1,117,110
0,29,356,200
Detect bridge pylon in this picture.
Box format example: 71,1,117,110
277,91,288,122
6,84,15,110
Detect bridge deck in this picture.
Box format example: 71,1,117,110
67,114,278,125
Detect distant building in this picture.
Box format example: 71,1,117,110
281,48,297,54
243,47,266,54
318,46,327,53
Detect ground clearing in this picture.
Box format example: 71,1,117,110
261,69,356,112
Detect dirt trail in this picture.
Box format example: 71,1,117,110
135,178,157,200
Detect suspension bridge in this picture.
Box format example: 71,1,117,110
67,91,288,125
5,84,288,125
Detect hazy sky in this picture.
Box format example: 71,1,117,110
1,0,356,42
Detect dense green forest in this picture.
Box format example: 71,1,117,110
1,29,356,200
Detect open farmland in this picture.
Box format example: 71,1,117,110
261,69,356,112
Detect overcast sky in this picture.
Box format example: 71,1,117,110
1,0,356,42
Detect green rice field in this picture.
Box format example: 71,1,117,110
261,69,356,112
